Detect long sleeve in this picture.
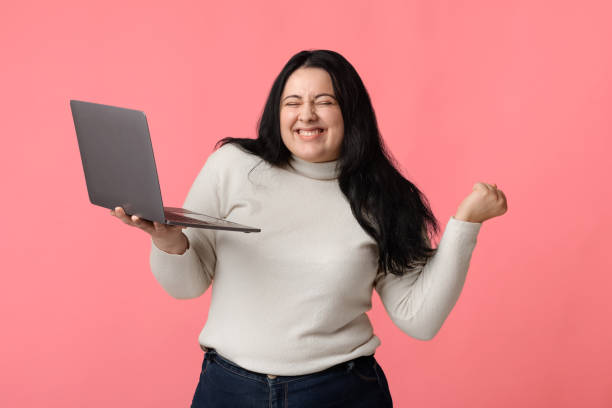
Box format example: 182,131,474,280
374,216,482,340
145,141,483,375
148,148,223,299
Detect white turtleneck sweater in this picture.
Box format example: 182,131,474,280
149,143,482,376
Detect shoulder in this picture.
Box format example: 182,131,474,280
203,141,262,174
213,141,258,160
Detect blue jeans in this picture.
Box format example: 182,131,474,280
191,348,394,407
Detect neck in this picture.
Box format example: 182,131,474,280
288,154,340,180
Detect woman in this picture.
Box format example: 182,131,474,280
111,49,507,407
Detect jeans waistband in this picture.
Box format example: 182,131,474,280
204,348,375,384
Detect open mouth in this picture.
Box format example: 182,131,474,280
295,128,326,139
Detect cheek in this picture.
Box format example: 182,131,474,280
279,113,295,145
280,110,296,127
329,113,344,142
326,110,343,127
333,127,344,146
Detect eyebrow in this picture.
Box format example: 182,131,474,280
282,93,337,101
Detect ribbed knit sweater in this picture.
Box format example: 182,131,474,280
149,143,482,376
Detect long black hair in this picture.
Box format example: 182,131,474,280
216,49,440,277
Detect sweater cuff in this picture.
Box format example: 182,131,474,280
149,236,199,271
447,216,482,243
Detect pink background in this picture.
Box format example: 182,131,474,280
1,0,611,406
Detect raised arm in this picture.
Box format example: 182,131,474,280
374,216,481,340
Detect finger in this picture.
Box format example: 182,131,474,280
498,189,508,210
131,215,155,234
115,209,135,225
133,215,153,228
475,182,494,193
491,183,503,197
473,182,488,191
493,188,502,201
113,206,131,223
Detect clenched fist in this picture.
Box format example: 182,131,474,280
454,182,508,223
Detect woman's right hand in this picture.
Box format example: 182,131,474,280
110,206,189,254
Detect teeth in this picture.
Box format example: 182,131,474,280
298,129,323,136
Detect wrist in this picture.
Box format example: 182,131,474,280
453,213,481,223
154,234,189,255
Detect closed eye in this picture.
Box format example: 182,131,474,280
284,102,333,106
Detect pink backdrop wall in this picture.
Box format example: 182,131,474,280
1,0,611,406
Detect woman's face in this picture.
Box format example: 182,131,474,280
279,67,344,163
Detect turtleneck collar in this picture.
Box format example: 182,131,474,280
288,154,340,180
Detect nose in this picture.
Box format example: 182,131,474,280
298,102,317,122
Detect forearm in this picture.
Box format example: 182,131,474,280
149,231,215,299
378,216,481,340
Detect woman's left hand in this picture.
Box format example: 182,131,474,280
454,182,508,223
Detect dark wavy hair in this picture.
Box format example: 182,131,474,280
216,49,439,277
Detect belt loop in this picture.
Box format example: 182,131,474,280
346,360,355,372
205,348,217,360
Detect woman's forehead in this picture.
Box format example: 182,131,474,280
282,67,335,97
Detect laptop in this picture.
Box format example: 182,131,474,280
70,100,261,233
